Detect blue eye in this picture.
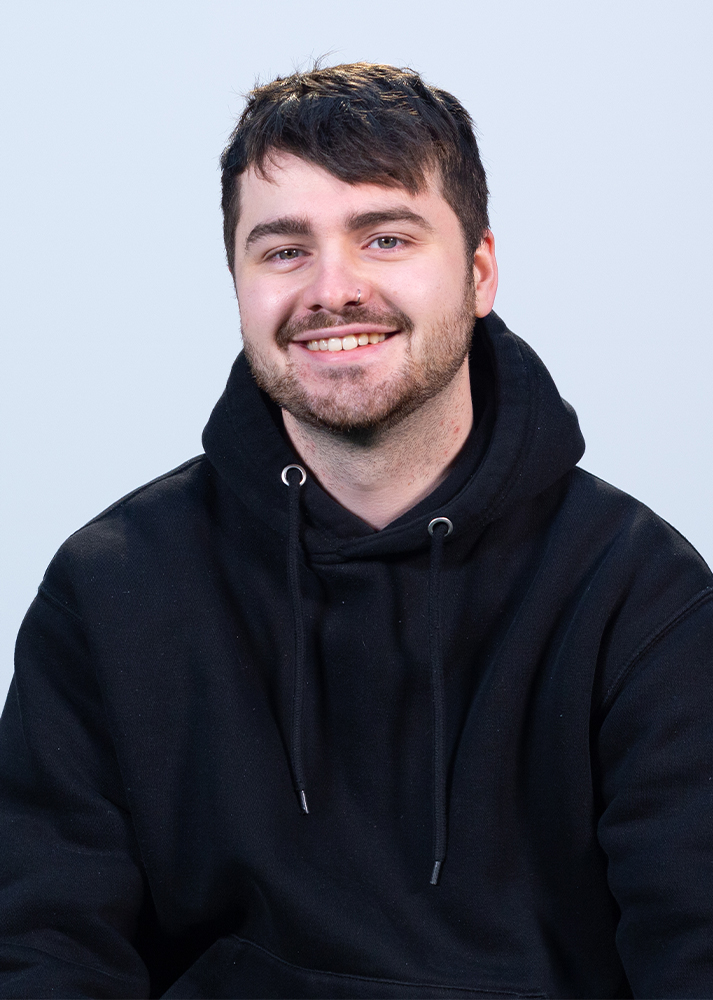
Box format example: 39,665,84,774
374,237,399,249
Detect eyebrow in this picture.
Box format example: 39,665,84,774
244,216,312,251
344,209,435,233
243,207,435,253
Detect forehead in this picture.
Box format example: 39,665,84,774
234,152,455,236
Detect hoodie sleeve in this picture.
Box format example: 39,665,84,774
595,589,713,998
0,586,151,998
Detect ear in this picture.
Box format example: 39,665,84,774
473,230,498,317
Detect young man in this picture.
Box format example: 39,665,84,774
1,63,712,998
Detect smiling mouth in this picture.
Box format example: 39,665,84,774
303,331,390,352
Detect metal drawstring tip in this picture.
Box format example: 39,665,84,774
430,860,442,885
299,790,309,815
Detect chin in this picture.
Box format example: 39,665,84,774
255,366,467,446
243,306,475,441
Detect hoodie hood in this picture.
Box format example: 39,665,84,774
202,310,585,556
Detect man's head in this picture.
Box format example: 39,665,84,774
221,62,490,275
221,64,497,440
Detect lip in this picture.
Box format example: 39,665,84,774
290,324,399,344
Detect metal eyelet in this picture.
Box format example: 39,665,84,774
281,464,307,486
427,516,453,537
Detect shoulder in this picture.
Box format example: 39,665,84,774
39,455,221,616
557,468,713,703
563,466,711,582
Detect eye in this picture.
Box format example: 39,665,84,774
369,236,403,250
269,247,303,261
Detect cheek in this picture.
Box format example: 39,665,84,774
388,263,465,319
236,278,293,337
376,267,431,312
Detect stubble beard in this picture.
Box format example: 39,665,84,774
242,291,477,443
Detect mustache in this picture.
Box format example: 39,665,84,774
275,306,414,349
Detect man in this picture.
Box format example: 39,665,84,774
1,62,712,999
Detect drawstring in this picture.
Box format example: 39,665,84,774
281,464,309,814
427,516,453,885
279,467,453,884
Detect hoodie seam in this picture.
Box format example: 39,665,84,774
37,583,84,623
3,941,143,986
228,935,548,997
596,586,713,718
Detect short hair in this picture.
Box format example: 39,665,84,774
220,62,489,274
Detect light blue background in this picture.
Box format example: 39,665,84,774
2,1,712,700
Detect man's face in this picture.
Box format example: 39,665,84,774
232,153,496,435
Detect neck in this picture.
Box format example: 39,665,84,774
282,360,474,530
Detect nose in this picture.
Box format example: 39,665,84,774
301,254,366,313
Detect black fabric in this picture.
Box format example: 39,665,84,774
1,311,712,998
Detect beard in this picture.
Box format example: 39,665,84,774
242,290,477,441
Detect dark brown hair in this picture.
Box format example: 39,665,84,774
220,62,489,274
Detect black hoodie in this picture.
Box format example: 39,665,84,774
1,312,712,999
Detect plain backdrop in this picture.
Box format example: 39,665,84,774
2,1,712,702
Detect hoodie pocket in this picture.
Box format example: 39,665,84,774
162,934,547,999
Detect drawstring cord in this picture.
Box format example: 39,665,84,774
281,464,309,814
427,516,453,885
280,465,453,884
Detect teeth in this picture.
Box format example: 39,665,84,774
304,332,387,351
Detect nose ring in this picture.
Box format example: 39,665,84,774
355,289,361,305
